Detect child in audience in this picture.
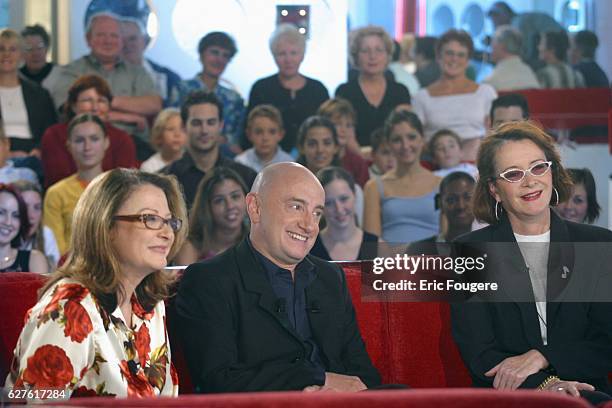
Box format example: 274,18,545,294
317,98,370,187
13,180,60,267
0,183,47,273
369,128,396,179
175,167,248,264
44,114,109,255
234,105,293,172
0,124,38,185
429,129,478,179
141,108,187,173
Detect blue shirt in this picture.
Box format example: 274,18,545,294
247,238,326,384
176,75,245,145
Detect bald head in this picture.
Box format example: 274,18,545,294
246,162,324,270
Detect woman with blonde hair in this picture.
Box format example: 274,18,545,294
6,168,187,398
140,108,186,173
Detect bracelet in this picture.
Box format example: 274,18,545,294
538,375,560,390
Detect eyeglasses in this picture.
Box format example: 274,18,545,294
493,161,552,183
113,214,182,232
24,44,46,53
77,96,110,106
442,49,468,59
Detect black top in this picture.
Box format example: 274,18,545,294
19,63,55,85
249,239,325,383
0,250,31,273
310,231,378,261
574,60,610,88
245,74,329,152
161,151,257,209
335,79,411,146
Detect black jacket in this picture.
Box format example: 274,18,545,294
450,210,612,391
175,239,381,393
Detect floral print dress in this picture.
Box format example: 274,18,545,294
5,279,178,398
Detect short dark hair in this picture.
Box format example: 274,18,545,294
415,36,437,61
21,24,50,47
566,168,600,224
490,93,530,121
370,128,386,153
437,29,474,59
436,171,476,210
180,90,224,124
383,110,424,141
573,30,598,59
296,116,341,168
543,31,569,61
66,74,113,119
317,166,356,194
197,31,237,58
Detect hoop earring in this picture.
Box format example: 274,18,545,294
551,187,559,206
495,201,503,221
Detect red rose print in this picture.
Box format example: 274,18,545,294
170,362,178,386
21,345,74,388
43,284,89,315
72,386,98,397
131,295,154,321
63,300,93,343
119,360,154,397
134,324,151,365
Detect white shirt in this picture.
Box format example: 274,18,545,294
433,163,479,180
0,86,32,139
234,147,294,173
140,152,169,173
483,56,541,91
412,84,497,141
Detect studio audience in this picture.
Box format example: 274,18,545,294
537,30,584,89
19,24,61,92
140,108,186,173
556,168,601,224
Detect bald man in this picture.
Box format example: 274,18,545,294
176,163,381,393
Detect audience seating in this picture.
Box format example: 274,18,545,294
501,88,611,143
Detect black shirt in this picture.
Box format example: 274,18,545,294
310,231,378,261
245,74,329,152
335,78,411,146
161,150,257,209
574,60,610,88
248,238,326,384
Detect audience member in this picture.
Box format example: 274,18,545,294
19,24,61,92
140,108,186,173
451,121,612,405
388,40,420,96
413,36,441,88
120,19,182,107
6,169,186,397
0,124,38,184
413,29,497,161
336,26,411,147
234,104,293,172
176,162,380,392
0,183,47,273
364,110,440,244
246,24,329,153
317,98,370,187
483,25,540,91
175,167,248,265
0,29,57,156
429,129,478,179
487,1,563,69
557,168,601,224
178,32,244,148
162,91,256,209
537,31,584,89
51,13,161,145
41,74,138,187
368,128,396,179
296,116,341,175
489,93,530,129
310,167,377,261
13,180,60,267
44,114,109,255
570,30,609,88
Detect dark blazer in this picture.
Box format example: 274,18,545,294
0,77,58,151
451,210,612,392
175,239,381,393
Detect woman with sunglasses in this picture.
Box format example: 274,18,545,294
6,168,187,398
450,121,612,404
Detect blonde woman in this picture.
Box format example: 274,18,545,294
140,108,186,173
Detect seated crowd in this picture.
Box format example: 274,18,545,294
0,3,610,403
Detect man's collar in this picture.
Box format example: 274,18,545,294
246,236,315,277
86,53,124,69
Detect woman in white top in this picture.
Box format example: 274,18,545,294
0,29,57,156
412,29,497,162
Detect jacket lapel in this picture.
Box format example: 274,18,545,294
546,211,574,326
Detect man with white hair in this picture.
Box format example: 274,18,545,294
483,25,540,91
176,162,381,393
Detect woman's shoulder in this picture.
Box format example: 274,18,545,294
476,83,498,99
252,74,278,88
564,220,612,242
335,79,359,96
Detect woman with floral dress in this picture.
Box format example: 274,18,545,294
4,169,187,398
